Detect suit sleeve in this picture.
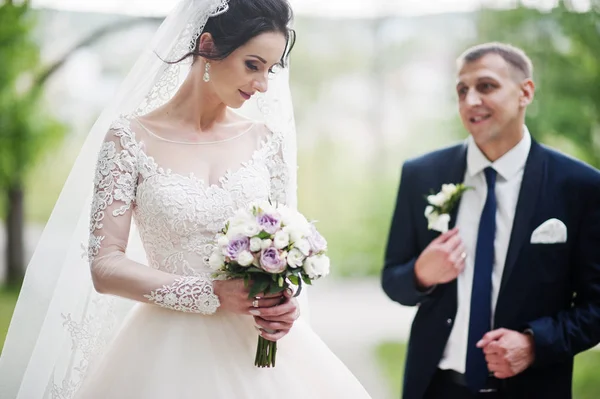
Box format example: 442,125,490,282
382,162,436,306
527,173,600,366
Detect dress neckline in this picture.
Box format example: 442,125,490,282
133,116,255,146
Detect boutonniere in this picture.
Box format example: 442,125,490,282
424,183,471,233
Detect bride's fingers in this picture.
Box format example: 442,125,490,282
258,329,288,342
256,308,298,323
251,300,297,319
257,291,285,299
254,317,292,331
248,297,281,310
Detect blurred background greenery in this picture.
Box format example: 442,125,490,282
0,0,598,397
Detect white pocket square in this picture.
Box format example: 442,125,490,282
530,218,567,244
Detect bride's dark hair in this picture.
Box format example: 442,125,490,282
175,0,295,67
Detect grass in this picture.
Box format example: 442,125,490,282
376,341,600,399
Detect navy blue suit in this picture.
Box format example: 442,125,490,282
382,140,600,398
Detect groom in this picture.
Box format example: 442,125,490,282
382,42,600,399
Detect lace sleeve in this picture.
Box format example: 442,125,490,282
88,123,220,315
266,131,290,206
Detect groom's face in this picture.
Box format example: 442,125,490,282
456,53,530,147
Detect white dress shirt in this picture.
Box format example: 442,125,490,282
438,127,532,373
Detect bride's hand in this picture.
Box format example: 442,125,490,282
250,288,300,341
213,279,283,315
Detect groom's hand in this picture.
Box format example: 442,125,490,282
414,228,466,289
477,328,535,379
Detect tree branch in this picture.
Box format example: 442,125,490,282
33,17,153,90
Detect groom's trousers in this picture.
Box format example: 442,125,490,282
424,369,505,399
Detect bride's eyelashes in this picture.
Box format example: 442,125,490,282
245,60,260,72
245,60,275,74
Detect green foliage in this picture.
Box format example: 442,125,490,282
375,341,600,398
0,2,67,190
0,286,19,353
297,139,400,277
475,1,600,167
0,2,67,286
0,2,66,189
375,341,407,396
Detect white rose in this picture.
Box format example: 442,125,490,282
229,209,253,227
242,222,261,237
249,237,262,252
217,235,230,248
427,192,447,207
303,254,330,279
295,239,311,256
427,212,451,233
274,231,290,249
441,184,458,197
424,205,435,217
237,251,254,267
208,252,225,270
261,239,273,250
284,223,311,243
257,201,276,215
225,226,244,239
287,248,305,268
277,206,297,226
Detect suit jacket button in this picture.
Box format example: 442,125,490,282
447,318,452,325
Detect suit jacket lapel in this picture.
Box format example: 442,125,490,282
499,141,547,295
442,141,468,312
448,141,469,229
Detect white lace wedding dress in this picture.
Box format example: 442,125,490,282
72,115,372,398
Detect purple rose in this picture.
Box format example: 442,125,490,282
257,213,281,235
260,247,287,274
307,225,327,254
225,236,250,260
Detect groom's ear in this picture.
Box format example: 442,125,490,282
519,78,535,108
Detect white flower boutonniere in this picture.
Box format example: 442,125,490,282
425,183,471,233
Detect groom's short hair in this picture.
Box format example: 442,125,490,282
457,42,533,80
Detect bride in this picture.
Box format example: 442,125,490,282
0,0,372,398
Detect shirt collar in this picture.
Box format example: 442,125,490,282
467,125,532,181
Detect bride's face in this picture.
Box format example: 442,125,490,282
207,31,287,108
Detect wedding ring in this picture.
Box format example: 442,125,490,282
460,252,467,260
252,299,259,308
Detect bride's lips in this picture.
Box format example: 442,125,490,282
239,90,252,100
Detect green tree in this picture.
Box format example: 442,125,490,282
0,1,65,287
0,1,151,287
475,0,600,167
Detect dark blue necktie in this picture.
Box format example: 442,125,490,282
465,167,497,392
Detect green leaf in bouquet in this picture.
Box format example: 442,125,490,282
290,269,302,276
301,274,313,285
229,263,247,274
278,276,284,287
258,231,271,239
249,277,271,298
267,284,286,295
245,267,265,273
288,275,299,286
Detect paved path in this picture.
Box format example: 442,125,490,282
310,278,416,399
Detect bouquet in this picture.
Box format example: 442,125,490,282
209,201,330,367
